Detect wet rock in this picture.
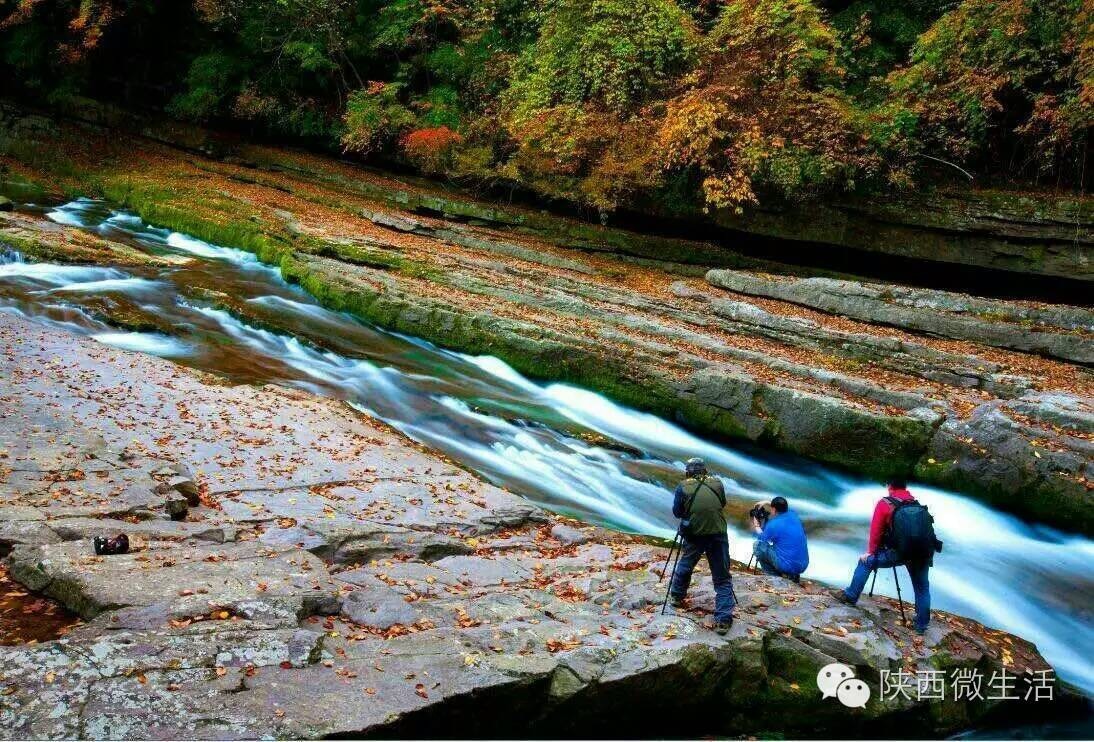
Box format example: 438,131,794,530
163,491,189,520
917,401,1092,532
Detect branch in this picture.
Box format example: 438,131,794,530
915,153,975,181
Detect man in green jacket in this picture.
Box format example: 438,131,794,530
668,458,735,634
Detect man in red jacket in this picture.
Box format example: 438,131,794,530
836,477,932,633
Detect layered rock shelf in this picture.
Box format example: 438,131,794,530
0,313,1063,738
710,189,1093,283
0,107,1091,535
705,271,1094,366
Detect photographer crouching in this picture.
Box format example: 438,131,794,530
750,496,809,582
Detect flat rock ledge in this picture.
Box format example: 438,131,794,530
0,312,1068,738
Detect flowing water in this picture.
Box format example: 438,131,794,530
2,198,1092,697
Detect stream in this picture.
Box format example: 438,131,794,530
1,197,1092,698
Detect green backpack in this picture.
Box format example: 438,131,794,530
681,476,727,536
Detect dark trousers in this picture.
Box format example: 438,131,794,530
843,548,931,631
669,533,735,622
753,540,800,581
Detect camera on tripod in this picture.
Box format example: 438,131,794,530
749,503,771,529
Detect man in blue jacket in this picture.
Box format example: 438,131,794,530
751,496,809,582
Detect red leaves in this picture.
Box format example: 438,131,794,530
551,583,588,603
401,127,464,173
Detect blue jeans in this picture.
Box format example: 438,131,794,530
753,540,800,581
843,548,931,631
670,533,735,622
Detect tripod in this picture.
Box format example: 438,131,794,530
659,529,682,615
868,565,908,626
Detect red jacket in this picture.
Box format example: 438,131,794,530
867,488,916,554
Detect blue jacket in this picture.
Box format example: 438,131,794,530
756,509,809,575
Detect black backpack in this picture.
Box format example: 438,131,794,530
885,497,939,562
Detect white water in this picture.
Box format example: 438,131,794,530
1,198,1091,695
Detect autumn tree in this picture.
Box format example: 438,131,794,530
498,0,697,205
654,0,876,210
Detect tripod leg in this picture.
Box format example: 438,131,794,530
893,567,908,626
659,531,680,582
868,567,878,597
660,539,684,615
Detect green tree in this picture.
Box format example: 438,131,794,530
880,0,1092,182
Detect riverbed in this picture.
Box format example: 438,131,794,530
1,197,1091,697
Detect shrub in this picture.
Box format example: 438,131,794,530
341,83,418,155
503,0,697,121
401,126,465,173
882,0,1092,181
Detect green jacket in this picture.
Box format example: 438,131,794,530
674,476,727,536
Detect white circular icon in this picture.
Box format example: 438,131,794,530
817,662,855,699
836,677,871,708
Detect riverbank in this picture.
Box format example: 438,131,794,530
0,310,1070,738
0,103,1091,534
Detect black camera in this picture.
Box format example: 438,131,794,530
93,534,130,556
749,504,770,528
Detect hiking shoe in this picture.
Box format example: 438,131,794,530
714,619,733,635
669,594,686,609
832,589,855,606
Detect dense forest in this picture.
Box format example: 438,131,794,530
1,0,1090,213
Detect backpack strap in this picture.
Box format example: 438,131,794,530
700,477,726,508
684,476,724,515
